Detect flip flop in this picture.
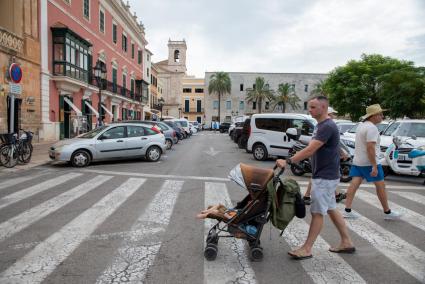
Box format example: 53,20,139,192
288,251,313,260
329,247,356,254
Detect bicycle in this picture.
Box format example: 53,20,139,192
0,130,33,168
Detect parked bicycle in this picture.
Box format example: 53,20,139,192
0,129,33,168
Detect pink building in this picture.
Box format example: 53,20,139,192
40,0,149,140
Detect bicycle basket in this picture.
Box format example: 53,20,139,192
0,133,15,145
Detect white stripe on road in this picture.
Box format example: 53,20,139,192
96,180,183,284
297,180,424,190
0,178,145,284
355,190,425,233
0,173,82,210
83,169,230,182
0,171,51,190
392,191,425,206
339,204,425,282
204,182,257,284
0,175,112,242
282,219,366,284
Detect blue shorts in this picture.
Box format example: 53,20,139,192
349,165,385,182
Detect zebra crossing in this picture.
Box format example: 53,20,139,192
0,170,424,283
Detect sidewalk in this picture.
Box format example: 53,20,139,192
0,141,56,173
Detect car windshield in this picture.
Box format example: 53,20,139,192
377,123,389,133
382,122,400,136
339,124,355,133
348,123,359,133
394,122,425,138
78,126,107,138
178,120,188,127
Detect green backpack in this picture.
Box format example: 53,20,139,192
267,176,302,231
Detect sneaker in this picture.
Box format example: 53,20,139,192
303,196,311,205
342,210,359,219
335,192,347,203
384,210,402,220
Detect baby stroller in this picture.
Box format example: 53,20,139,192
204,163,285,262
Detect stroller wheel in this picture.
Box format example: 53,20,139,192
204,245,218,261
250,247,264,261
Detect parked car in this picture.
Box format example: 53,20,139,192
238,118,251,150
336,122,356,135
189,123,198,134
166,118,191,136
219,122,231,133
380,119,425,153
49,123,167,167
231,121,245,142
229,115,250,136
163,120,184,140
189,121,201,131
247,113,316,161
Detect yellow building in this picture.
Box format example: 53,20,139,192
0,0,40,137
181,76,204,123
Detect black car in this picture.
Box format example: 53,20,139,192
232,121,245,142
219,122,231,133
238,118,251,150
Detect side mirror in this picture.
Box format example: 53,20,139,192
98,135,106,140
286,128,300,141
411,135,417,140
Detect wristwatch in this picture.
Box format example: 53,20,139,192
286,158,293,165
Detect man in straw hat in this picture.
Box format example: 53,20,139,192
343,104,401,219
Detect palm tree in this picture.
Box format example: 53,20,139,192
245,77,274,114
208,72,231,122
271,83,301,113
310,79,327,97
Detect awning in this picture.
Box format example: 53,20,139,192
101,104,113,116
63,97,82,116
84,101,99,117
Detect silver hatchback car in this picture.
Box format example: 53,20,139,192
49,123,167,167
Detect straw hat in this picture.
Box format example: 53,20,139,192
328,106,337,114
361,104,387,120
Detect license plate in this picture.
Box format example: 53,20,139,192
398,154,412,161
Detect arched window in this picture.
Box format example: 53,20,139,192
174,50,180,62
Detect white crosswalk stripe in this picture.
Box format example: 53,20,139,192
392,191,425,206
0,175,112,242
283,219,366,283
0,177,145,284
0,170,51,190
0,173,82,210
96,180,184,284
204,182,257,284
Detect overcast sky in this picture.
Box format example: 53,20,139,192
129,0,425,78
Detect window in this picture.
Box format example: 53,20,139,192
291,84,295,91
253,84,256,89
147,54,150,61
112,23,117,43
99,9,105,33
101,127,125,139
265,101,269,110
255,118,288,132
213,101,219,109
130,78,135,97
304,102,308,110
185,99,190,112
195,88,204,93
127,126,145,137
131,43,135,59
197,100,202,112
138,50,142,64
122,34,127,52
240,84,244,91
183,88,191,93
83,0,90,19
304,84,308,92
291,119,314,135
112,68,117,92
146,68,149,77
226,101,231,110
122,74,127,91
239,101,244,110
252,102,257,110
174,50,180,62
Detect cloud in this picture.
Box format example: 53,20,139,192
129,0,425,77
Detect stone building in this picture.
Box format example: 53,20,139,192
181,76,205,123
204,72,328,125
153,40,187,118
0,0,40,138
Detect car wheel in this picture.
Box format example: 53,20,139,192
253,144,268,161
71,150,91,167
165,139,173,150
237,137,245,149
146,146,161,162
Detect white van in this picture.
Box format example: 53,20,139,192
166,118,191,135
247,113,317,160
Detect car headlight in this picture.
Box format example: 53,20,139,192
419,145,425,150
342,139,355,148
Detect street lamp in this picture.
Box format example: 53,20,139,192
158,97,165,120
93,60,107,125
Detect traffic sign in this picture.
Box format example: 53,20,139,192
9,63,22,83
9,83,22,95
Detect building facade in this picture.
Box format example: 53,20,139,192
204,72,328,125
0,0,41,138
153,40,187,118
40,0,150,140
181,76,204,123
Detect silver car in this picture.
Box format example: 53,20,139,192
49,123,167,167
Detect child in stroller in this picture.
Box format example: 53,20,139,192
198,163,285,261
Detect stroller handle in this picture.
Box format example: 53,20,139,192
273,165,285,177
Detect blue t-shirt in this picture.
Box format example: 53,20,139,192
311,118,340,180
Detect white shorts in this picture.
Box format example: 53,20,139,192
310,178,339,215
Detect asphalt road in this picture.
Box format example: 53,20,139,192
0,132,424,284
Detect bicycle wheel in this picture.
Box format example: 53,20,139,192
19,142,32,164
0,144,18,168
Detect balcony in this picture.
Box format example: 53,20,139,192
183,108,204,113
91,78,142,102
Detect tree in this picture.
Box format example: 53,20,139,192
208,72,231,122
245,77,274,114
326,54,425,121
271,83,301,113
310,80,327,97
